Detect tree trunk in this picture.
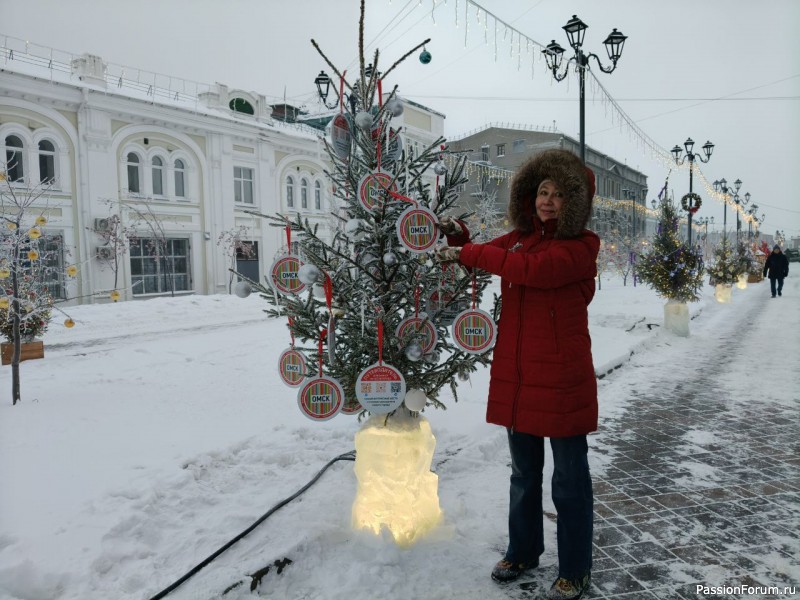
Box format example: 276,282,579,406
10,268,21,405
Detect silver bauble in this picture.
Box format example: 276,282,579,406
233,281,252,298
433,161,448,176
382,252,398,266
387,97,404,117
355,111,373,130
404,388,427,411
297,263,322,285
405,343,424,362
457,371,470,382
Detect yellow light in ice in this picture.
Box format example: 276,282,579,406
35,216,48,226
110,290,121,302
64,318,75,328
352,411,442,548
27,250,39,260
28,228,42,239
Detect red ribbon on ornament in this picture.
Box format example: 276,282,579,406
318,328,328,376
288,316,295,347
285,224,291,251
323,273,333,311
377,78,383,108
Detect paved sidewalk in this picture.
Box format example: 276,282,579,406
583,287,799,599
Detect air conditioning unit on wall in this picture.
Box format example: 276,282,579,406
94,218,112,232
95,246,114,260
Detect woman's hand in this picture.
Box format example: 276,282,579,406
435,246,462,263
438,217,463,236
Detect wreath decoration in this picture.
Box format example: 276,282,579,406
681,192,702,215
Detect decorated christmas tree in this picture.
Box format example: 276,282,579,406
637,194,704,303
242,8,495,420
706,233,744,285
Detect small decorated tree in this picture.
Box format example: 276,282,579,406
706,234,743,302
637,194,704,335
1,171,77,404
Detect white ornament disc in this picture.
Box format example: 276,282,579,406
278,348,307,387
355,362,406,415
269,254,305,295
451,308,497,354
331,113,351,160
396,206,439,253
297,376,345,421
358,171,396,212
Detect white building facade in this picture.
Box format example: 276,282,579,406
0,40,445,305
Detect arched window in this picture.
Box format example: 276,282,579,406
314,180,322,210
152,156,164,196
229,98,255,115
4,135,24,182
126,152,141,193
286,176,295,208
300,178,308,209
38,140,56,184
174,159,186,198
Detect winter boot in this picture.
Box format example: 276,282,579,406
490,558,538,583
546,573,591,599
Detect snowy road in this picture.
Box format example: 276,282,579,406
0,279,797,600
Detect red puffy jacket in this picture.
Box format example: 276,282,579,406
455,217,600,437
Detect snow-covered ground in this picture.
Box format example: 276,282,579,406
0,275,794,600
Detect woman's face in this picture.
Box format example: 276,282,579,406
535,179,565,222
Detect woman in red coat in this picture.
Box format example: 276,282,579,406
439,149,599,600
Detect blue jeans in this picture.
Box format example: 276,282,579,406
505,430,593,580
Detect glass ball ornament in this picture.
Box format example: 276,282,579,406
433,161,448,176
298,263,322,285
405,343,424,362
419,47,432,64
423,351,440,365
64,318,75,329
234,281,252,298
404,388,427,411
355,111,373,131
457,370,470,382
387,97,404,117
382,252,398,266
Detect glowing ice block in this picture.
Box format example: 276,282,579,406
352,410,442,547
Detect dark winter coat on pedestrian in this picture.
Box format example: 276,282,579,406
763,251,789,280
447,150,600,438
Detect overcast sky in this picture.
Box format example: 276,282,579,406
3,0,799,238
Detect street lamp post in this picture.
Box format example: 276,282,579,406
543,16,628,164
671,138,714,248
314,70,359,113
713,178,742,233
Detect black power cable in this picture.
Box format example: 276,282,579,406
146,450,356,600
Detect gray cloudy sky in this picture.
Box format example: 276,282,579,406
3,0,799,238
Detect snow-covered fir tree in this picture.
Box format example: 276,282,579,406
243,12,495,416
707,233,744,285
637,197,704,302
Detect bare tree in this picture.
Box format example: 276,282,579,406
217,225,255,293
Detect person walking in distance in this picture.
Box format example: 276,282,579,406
436,149,599,600
763,245,789,297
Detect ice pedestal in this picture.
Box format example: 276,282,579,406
664,300,689,337
352,410,442,547
736,274,748,289
715,283,733,303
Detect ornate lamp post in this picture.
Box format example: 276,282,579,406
713,178,742,233
542,16,627,163
314,70,359,113
671,138,714,247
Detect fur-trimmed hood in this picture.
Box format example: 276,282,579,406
508,149,595,239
